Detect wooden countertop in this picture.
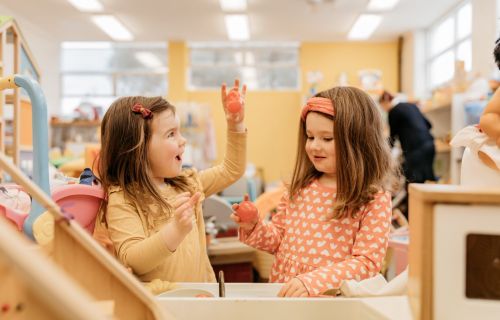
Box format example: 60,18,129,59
207,237,256,265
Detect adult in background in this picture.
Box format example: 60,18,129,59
379,90,437,220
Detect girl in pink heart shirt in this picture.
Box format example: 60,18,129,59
232,86,398,297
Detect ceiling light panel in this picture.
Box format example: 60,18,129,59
347,14,382,40
67,0,103,12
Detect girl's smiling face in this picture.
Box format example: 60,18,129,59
305,112,336,177
147,109,186,184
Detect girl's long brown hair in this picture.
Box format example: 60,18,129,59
289,86,398,219
98,96,193,219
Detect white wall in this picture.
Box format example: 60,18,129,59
401,30,426,100
0,5,61,116
471,0,498,77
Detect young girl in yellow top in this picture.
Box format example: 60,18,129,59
97,80,247,286
232,86,397,297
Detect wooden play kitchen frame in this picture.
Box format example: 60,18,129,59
0,151,170,319
0,218,109,320
408,184,500,320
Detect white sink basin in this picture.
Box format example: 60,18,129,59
156,283,412,320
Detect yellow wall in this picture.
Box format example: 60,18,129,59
300,42,399,95
168,41,399,183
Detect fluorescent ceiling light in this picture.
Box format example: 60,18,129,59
91,15,134,41
347,14,382,40
135,52,163,69
219,0,247,12
67,0,103,12
225,14,250,41
367,0,399,11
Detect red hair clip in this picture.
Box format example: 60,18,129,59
131,103,153,119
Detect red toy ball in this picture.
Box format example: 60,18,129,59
235,194,258,223
227,90,242,113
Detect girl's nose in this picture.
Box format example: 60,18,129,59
179,135,187,147
311,139,321,150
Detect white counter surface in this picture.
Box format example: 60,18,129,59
157,283,412,320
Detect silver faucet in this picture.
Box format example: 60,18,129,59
218,270,225,298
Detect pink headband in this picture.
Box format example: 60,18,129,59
300,97,335,121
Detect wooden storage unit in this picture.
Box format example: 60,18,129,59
421,102,452,183
408,184,500,320
0,17,39,169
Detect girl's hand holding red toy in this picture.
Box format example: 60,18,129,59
221,79,247,132
230,194,258,231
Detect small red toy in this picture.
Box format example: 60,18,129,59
235,194,258,223
226,90,242,113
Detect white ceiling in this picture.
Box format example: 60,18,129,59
1,0,463,42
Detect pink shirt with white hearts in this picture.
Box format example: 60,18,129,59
239,180,392,296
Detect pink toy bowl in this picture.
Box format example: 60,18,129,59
0,204,28,231
51,184,105,234
0,185,30,231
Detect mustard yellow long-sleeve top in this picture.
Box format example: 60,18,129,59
100,130,246,283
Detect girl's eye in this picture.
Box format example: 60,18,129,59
323,137,334,142
167,131,175,138
306,136,314,140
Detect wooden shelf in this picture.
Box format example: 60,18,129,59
435,140,451,153
20,144,32,151
421,103,451,114
5,94,14,104
5,94,31,105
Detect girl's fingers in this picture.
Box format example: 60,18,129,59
233,79,240,91
277,284,288,297
174,192,200,210
230,213,240,222
241,84,247,98
231,203,239,210
173,192,191,208
221,83,227,102
173,196,189,207
175,201,192,216
179,213,192,224
189,192,202,206
287,285,301,297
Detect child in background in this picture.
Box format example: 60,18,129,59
232,86,397,297
96,80,247,286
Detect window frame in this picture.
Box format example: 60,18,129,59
187,42,301,91
60,42,168,114
425,1,471,89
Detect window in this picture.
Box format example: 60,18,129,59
60,42,168,115
188,42,300,90
426,1,471,88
